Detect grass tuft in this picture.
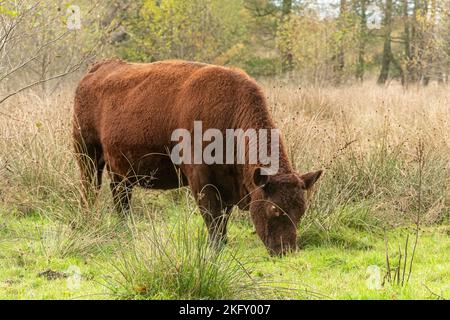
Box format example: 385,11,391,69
103,209,261,300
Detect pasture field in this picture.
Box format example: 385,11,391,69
0,81,449,300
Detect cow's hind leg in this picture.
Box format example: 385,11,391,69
74,140,105,207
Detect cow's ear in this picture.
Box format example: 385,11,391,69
253,167,270,188
300,170,323,190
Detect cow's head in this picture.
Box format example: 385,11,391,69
249,167,322,256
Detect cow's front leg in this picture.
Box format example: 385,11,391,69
108,171,133,216
194,184,231,248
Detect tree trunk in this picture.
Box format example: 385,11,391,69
403,0,422,84
422,0,438,86
281,0,293,73
403,0,411,83
356,0,368,82
282,0,292,16
335,0,347,85
377,0,393,85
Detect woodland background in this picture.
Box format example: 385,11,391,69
1,0,449,104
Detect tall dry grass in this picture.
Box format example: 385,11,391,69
263,81,450,229
1,81,449,227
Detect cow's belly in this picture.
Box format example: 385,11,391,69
103,142,186,190
133,155,187,190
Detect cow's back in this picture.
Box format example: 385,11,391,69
73,59,257,147
74,60,207,143
73,59,260,186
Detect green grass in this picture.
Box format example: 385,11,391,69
1,198,448,300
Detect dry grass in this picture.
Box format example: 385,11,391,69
263,81,450,227
1,81,449,227
267,81,450,159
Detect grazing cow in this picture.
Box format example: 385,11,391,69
73,59,322,255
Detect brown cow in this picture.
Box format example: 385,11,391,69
73,59,322,256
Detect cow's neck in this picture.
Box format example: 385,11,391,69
233,96,294,198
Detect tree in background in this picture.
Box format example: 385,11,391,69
376,0,450,86
377,0,394,84
1,0,448,89
116,0,248,63
280,0,294,73
108,0,449,84
353,0,372,82
403,0,448,85
333,0,348,84
0,0,117,104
